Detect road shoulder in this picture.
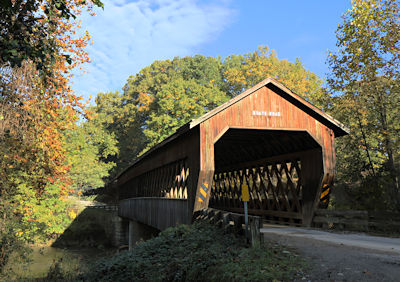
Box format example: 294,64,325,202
262,226,400,281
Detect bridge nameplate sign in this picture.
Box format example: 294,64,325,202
252,110,281,117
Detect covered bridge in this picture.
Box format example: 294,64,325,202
116,78,349,230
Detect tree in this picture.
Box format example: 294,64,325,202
223,46,327,108
95,50,326,178
123,55,229,153
64,112,118,192
0,0,103,71
89,90,147,177
89,56,229,177
0,0,102,273
327,0,400,210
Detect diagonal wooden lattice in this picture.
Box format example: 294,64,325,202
210,160,303,224
122,159,189,199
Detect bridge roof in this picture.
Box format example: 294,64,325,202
115,77,349,182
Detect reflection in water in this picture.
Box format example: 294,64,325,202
10,245,112,279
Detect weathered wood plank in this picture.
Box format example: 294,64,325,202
119,198,189,230
211,206,303,220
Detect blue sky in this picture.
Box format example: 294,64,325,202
71,0,351,101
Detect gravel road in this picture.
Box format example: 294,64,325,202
262,227,400,281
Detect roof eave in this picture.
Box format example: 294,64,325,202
114,122,192,182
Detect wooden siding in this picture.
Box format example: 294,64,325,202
119,198,189,230
119,158,189,200
118,129,199,186
193,85,334,223
117,128,200,226
189,78,348,137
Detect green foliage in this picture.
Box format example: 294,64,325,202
0,0,55,69
0,1,103,276
143,77,229,149
87,55,229,176
64,116,118,191
10,181,74,242
90,91,147,177
0,131,75,243
0,198,31,277
223,46,327,108
93,49,325,177
328,0,400,86
327,0,400,210
81,223,304,281
123,55,230,153
0,0,103,70
219,245,303,281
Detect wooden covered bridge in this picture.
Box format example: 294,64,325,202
116,78,349,231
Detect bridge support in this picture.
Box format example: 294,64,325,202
128,221,134,250
127,219,160,250
301,149,324,227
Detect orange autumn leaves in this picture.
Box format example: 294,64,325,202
0,0,101,239
34,0,98,188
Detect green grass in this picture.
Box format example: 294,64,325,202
79,222,305,282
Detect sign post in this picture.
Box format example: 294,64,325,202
241,184,250,243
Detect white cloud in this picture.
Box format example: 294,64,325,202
71,0,235,100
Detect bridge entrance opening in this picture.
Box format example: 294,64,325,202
209,128,322,225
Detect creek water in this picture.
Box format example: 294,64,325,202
9,245,112,279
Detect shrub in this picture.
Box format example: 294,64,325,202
82,222,304,281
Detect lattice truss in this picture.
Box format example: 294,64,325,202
210,160,303,221
124,159,189,199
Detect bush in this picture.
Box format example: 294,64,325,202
0,202,31,279
81,222,304,281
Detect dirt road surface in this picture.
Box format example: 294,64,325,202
262,225,400,281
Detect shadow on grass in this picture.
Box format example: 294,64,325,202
52,207,115,249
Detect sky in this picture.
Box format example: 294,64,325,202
71,0,352,101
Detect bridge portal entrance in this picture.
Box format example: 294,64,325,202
210,129,322,225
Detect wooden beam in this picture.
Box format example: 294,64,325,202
216,148,321,173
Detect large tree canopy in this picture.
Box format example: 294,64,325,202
88,48,327,178
64,114,118,192
124,55,230,151
224,46,327,107
328,0,400,210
